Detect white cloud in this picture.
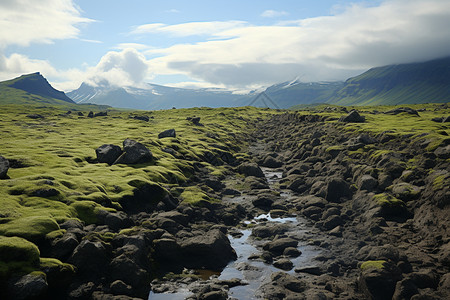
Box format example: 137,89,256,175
132,21,247,37
261,10,289,18
85,48,151,87
0,0,92,48
139,0,450,89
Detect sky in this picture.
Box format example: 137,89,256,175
1,0,450,93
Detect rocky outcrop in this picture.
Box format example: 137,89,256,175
0,155,9,179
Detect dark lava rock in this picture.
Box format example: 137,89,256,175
339,110,365,123
251,223,289,238
8,272,48,300
263,237,298,255
295,266,323,275
51,232,79,260
260,272,307,299
32,188,60,198
96,144,123,165
359,261,401,300
131,115,149,122
237,162,265,177
187,116,201,125
77,112,84,116
385,107,419,116
393,279,419,300
179,229,237,270
0,155,10,179
158,129,176,139
322,215,343,230
283,247,302,257
110,254,149,287
325,177,352,203
261,156,283,168
94,111,107,117
26,114,44,119
88,111,94,118
114,139,153,164
252,194,274,210
358,175,378,191
273,258,293,271
69,240,110,275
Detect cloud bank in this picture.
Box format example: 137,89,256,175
138,0,450,89
0,0,91,48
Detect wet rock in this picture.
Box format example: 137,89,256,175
263,237,298,255
273,258,293,271
260,272,307,299
237,163,264,177
339,110,365,123
96,144,122,165
0,155,9,179
179,229,237,270
251,223,289,238
295,266,323,275
283,247,302,257
8,272,48,300
158,129,176,139
114,139,152,164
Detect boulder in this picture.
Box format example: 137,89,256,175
131,115,149,122
359,262,401,300
110,254,149,287
261,156,283,168
251,223,289,238
179,229,237,270
339,110,365,123
95,144,122,165
237,163,265,177
69,240,110,275
88,111,94,118
273,258,293,271
325,177,352,203
158,129,176,139
8,272,48,300
263,237,298,255
94,111,107,117
358,175,378,191
0,155,10,179
187,116,201,125
51,232,79,260
114,139,152,164
260,272,306,299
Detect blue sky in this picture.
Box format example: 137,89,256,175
1,0,449,92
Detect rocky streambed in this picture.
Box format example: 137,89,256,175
2,109,449,300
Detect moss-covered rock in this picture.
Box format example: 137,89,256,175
0,236,40,278
0,216,60,242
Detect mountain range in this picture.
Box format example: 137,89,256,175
1,57,449,109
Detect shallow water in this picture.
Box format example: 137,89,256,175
150,166,320,299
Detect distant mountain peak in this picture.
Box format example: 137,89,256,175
8,72,74,103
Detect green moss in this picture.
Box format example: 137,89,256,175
45,229,66,240
39,257,76,273
360,260,386,270
0,236,40,278
70,201,114,225
373,193,405,207
0,216,60,242
180,186,217,206
433,174,447,190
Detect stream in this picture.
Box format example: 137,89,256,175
149,168,321,299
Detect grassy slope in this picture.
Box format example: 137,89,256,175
328,57,450,106
0,104,274,244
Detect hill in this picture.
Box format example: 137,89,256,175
0,73,75,105
327,57,450,105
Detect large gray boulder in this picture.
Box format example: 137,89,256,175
0,155,9,179
179,229,237,270
114,139,152,164
95,144,122,165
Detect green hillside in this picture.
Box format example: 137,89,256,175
328,57,450,105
